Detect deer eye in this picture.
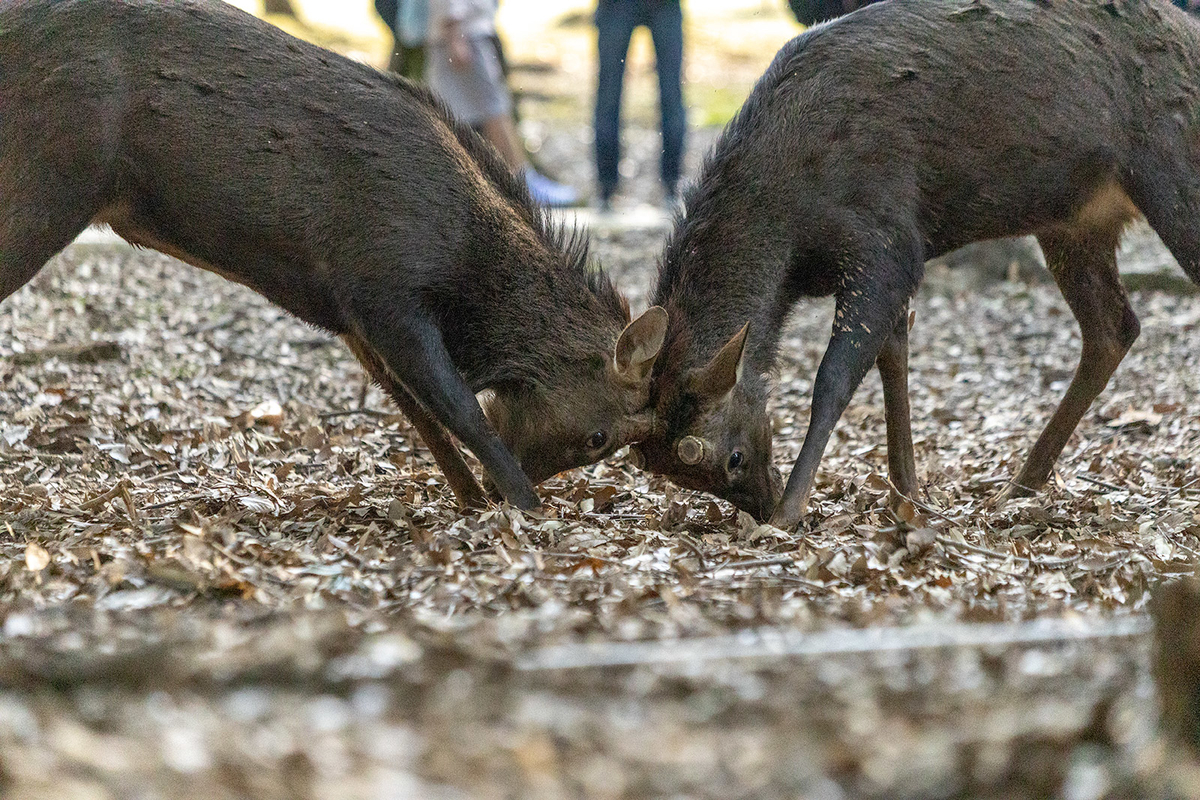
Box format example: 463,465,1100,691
587,430,608,450
727,450,744,471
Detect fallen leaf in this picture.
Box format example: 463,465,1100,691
249,398,284,427
1106,407,1163,430
24,542,51,572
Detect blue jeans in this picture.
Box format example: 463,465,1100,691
594,0,686,197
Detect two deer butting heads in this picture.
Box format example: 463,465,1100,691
7,0,1195,530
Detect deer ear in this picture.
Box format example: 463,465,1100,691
614,305,668,382
692,322,750,399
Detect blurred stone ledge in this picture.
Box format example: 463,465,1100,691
515,614,1152,672
0,608,1180,799
0,609,1153,690
927,222,1197,295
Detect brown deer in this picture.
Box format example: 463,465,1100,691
635,0,1200,528
0,0,668,512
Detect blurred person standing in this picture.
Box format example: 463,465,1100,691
375,0,428,80
594,0,686,211
785,0,885,26
426,0,577,206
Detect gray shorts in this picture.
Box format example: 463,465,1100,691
426,37,511,127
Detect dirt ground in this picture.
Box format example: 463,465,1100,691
3,3,1200,799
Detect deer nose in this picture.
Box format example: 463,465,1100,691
729,486,774,523
769,465,784,502
752,467,784,522
755,497,775,523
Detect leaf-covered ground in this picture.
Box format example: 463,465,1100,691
6,231,1197,633
1,220,1198,798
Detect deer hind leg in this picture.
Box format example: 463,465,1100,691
0,183,100,305
1006,213,1139,498
1125,152,1200,288
875,301,919,505
342,334,488,510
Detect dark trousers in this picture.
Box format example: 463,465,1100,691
387,43,426,81
787,0,884,26
594,0,686,197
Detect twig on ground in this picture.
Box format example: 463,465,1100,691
1151,476,1200,509
936,551,1026,581
144,492,214,511
709,556,797,572
673,534,708,571
1068,554,1135,579
936,535,1077,569
1076,473,1130,494
79,480,132,512
142,469,185,485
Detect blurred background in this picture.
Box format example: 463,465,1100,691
225,0,804,209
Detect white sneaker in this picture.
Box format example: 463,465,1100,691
523,167,578,208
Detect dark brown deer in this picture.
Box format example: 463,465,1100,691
635,0,1200,528
0,0,668,512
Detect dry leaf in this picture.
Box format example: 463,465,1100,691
905,528,938,555
249,398,284,427
24,542,51,572
1107,407,1163,430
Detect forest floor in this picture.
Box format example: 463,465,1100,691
2,3,1200,799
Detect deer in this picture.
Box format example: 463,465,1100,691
0,0,668,513
632,0,1200,529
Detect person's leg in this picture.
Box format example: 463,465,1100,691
594,1,637,205
480,114,527,171
427,36,513,156
391,43,425,81
429,37,575,206
648,0,686,199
